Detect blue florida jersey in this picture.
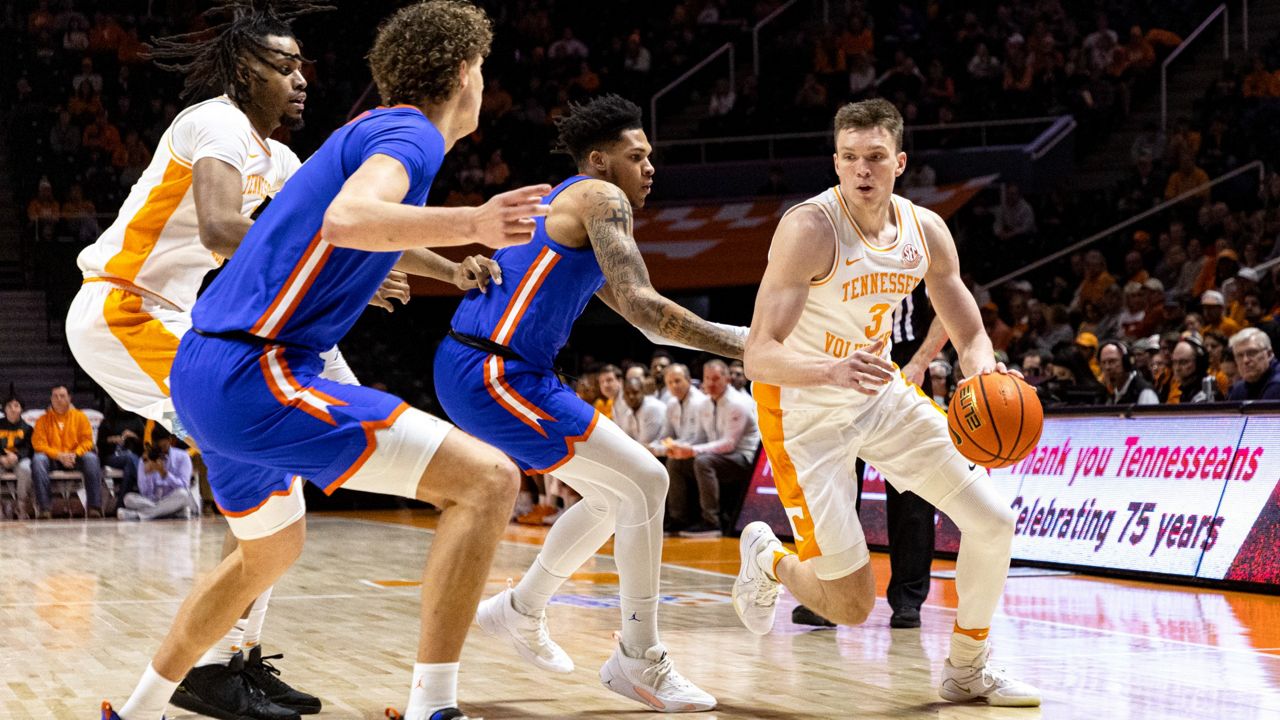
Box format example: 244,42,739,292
193,106,445,351
449,175,605,368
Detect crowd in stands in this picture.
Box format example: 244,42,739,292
703,0,1207,146
0,383,199,520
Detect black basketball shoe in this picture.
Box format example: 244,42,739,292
170,651,299,720
244,646,322,714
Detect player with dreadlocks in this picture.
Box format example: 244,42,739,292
103,1,547,719
76,3,502,719
434,94,745,712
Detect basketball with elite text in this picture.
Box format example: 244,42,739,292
947,373,1043,469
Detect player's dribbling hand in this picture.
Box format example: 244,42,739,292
473,184,553,248
369,270,411,312
454,255,503,293
830,337,896,395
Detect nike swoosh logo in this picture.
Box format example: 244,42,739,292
845,257,862,266
249,153,260,159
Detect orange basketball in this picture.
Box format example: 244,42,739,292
946,373,1043,469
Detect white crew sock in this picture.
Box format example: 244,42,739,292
404,661,459,720
241,586,273,649
195,620,245,667
118,664,180,720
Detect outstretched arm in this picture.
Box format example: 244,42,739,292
744,205,896,392
396,249,503,293
584,182,745,359
322,154,550,252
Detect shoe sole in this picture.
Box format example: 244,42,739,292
598,658,713,713
939,681,1041,707
732,522,777,635
475,593,574,674
169,688,258,720
273,699,322,715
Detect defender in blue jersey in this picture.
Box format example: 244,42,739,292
108,5,547,720
434,95,746,713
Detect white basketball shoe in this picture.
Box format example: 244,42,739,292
939,646,1041,707
732,521,784,635
475,582,573,673
598,636,717,713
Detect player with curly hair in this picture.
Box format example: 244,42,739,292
102,3,548,719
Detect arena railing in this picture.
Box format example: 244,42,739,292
976,159,1267,293
652,115,1064,164
1161,3,1234,133
752,0,804,77
649,42,735,146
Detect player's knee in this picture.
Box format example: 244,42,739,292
637,456,669,508
827,592,875,626
473,454,520,511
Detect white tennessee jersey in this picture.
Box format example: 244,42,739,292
77,96,301,311
776,188,932,410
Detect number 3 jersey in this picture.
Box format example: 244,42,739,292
768,188,932,411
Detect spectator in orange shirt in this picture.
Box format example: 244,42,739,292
838,13,873,58
1242,55,1280,98
26,177,60,227
1165,151,1210,202
1200,290,1242,339
30,385,103,518
1071,249,1116,311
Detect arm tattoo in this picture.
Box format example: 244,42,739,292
586,185,744,359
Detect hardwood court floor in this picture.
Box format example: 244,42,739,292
8,509,1280,719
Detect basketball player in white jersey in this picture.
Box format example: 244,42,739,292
67,4,499,718
734,99,1040,706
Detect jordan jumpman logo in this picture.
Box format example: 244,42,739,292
628,612,640,622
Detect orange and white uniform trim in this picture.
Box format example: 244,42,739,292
755,188,981,581
66,96,303,428
77,96,301,313
481,246,562,435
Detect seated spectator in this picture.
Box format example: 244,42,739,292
650,350,673,401
613,376,665,448
117,425,199,521
1165,338,1221,403
1226,328,1280,400
926,358,956,404
0,396,34,518
27,177,60,229
664,360,758,538
61,182,99,243
728,360,747,391
1071,249,1116,311
48,109,80,158
993,183,1036,242
1164,151,1210,203
1019,350,1050,386
652,363,708,532
1199,290,1241,339
31,385,103,518
980,302,1013,351
1099,340,1158,404
1117,281,1147,338
848,52,876,99
1041,345,1107,406
593,364,623,418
